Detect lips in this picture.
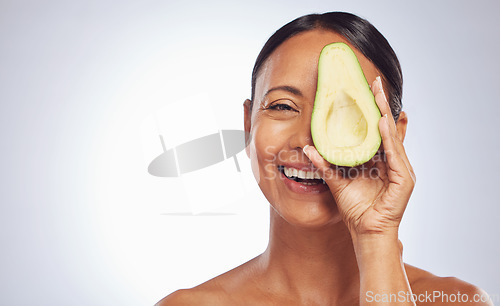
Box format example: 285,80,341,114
278,165,329,194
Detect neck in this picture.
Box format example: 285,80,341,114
258,208,360,303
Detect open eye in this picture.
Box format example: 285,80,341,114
268,102,297,112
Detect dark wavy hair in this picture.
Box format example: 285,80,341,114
250,12,403,121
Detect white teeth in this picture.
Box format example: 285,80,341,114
284,167,298,178
283,166,320,180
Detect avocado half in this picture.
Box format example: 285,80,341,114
311,42,382,167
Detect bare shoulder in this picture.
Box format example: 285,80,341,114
404,263,493,305
156,256,265,305
155,286,222,306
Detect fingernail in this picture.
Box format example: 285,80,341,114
376,76,383,92
377,76,388,101
303,145,310,156
384,114,391,129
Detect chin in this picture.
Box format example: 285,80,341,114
271,197,344,229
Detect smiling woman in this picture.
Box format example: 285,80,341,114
156,12,492,305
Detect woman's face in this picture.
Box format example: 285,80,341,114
244,29,382,228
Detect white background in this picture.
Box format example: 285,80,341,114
1,0,499,305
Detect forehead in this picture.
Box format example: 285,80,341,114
254,29,380,102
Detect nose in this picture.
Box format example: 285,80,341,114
288,111,314,152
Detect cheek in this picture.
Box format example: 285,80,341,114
254,119,290,158
250,123,276,185
249,118,291,183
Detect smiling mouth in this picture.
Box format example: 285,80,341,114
278,165,326,185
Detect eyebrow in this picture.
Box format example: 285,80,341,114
263,85,303,100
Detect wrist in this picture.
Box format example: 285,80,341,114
351,231,403,267
350,228,399,246
344,213,401,239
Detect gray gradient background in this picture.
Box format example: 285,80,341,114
1,0,499,305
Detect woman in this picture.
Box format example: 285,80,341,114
157,12,491,305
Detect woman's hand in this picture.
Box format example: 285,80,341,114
304,76,416,237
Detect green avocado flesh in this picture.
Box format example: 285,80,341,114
311,42,382,167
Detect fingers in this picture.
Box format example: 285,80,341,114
373,76,416,183
303,145,328,168
379,114,415,187
302,145,350,192
372,76,397,134
303,145,335,178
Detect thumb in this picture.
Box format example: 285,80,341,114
303,145,350,194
